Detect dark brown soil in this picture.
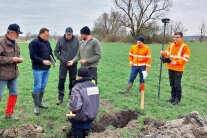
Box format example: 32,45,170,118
92,109,140,133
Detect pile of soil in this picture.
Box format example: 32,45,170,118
0,124,44,138
139,111,207,138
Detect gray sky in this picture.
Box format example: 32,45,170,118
0,0,206,36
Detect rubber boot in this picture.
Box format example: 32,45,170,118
119,82,133,94
172,97,180,105
56,98,63,105
32,93,40,116
5,95,19,121
39,91,48,109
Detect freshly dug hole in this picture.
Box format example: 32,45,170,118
92,109,140,133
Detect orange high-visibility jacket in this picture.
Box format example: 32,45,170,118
129,44,152,70
163,41,190,71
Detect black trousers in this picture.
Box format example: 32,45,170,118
58,63,77,100
71,126,90,138
168,69,183,100
88,67,98,85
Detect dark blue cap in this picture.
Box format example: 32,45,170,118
8,24,23,34
137,36,144,43
65,27,73,35
78,67,90,77
80,26,90,35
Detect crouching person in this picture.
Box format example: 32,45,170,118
67,67,100,138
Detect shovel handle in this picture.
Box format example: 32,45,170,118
66,111,76,117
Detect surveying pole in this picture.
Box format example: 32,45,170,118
157,18,170,105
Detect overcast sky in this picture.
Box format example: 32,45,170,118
0,0,206,36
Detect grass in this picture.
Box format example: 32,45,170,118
0,41,207,137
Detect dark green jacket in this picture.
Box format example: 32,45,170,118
72,37,102,67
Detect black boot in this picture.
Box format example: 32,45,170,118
119,82,133,94
39,91,48,109
166,96,175,103
172,98,180,105
56,99,63,105
32,93,40,116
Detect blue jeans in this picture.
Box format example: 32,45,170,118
0,78,18,99
129,66,146,83
32,70,49,93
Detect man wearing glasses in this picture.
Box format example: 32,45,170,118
160,32,190,105
29,28,57,115
54,27,79,105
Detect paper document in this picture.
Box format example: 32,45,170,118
142,71,148,80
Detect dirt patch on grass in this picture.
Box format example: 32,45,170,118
0,124,44,138
100,99,114,113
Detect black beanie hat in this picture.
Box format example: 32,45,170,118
80,26,90,35
137,36,144,43
78,67,90,77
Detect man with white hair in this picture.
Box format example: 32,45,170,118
0,24,24,120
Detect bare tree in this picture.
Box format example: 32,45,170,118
198,22,207,42
114,0,172,41
93,11,126,41
167,21,187,35
25,32,32,41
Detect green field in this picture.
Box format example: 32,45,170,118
0,41,207,137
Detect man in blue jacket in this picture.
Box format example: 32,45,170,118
54,27,79,105
68,66,100,138
29,28,56,116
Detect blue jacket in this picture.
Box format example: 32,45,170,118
29,36,55,70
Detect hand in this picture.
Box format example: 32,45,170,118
53,63,57,67
18,57,24,63
13,57,19,62
67,61,73,66
43,60,51,65
160,50,164,55
171,61,176,65
80,59,87,65
146,69,149,73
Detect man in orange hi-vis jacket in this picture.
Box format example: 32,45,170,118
120,36,151,96
160,32,190,105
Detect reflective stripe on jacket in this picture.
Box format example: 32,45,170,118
163,41,190,71
129,44,151,70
